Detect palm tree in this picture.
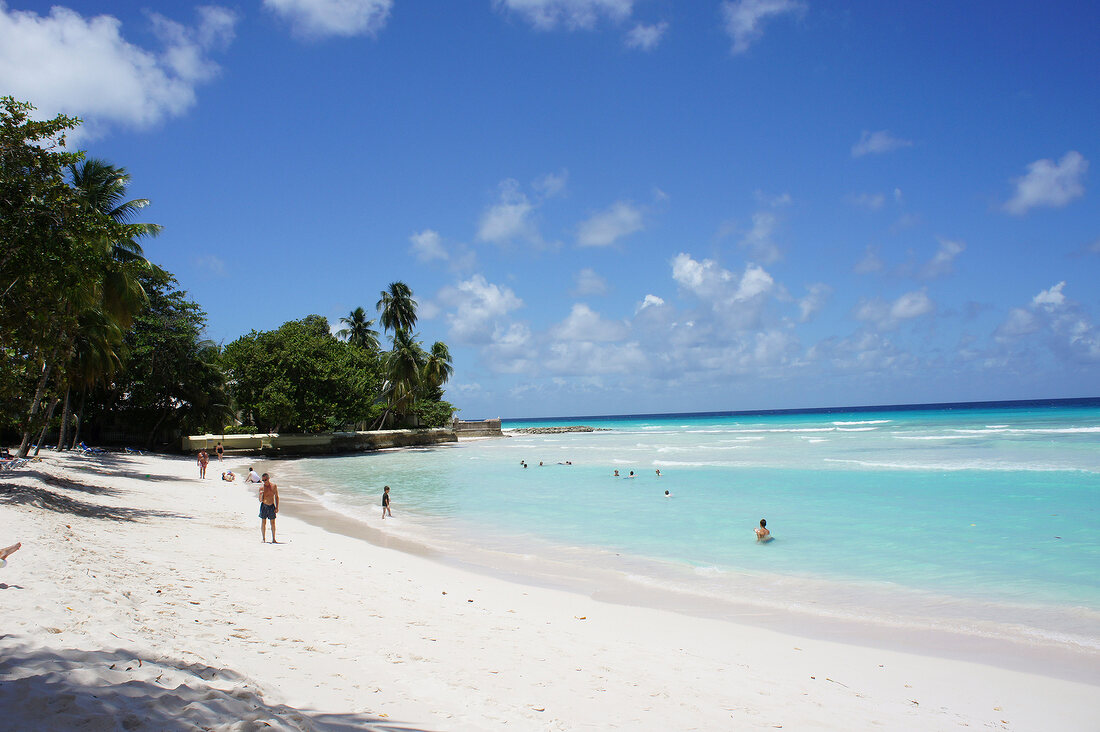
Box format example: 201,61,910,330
337,306,380,351
376,281,417,338
421,341,454,396
376,328,426,427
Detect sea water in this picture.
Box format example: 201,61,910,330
283,399,1100,655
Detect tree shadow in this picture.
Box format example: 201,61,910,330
0,483,188,522
0,643,434,731
61,454,185,483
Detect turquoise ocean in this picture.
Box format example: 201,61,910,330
281,399,1100,659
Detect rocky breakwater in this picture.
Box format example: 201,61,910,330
508,425,612,434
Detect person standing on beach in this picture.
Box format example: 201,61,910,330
259,473,279,543
382,485,392,519
197,450,209,479
215,441,224,461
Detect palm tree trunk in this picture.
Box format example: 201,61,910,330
18,357,56,457
146,411,170,451
57,386,72,451
71,389,87,449
34,398,60,456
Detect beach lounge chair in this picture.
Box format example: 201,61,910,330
78,442,106,456
124,447,145,455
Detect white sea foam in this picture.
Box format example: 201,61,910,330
832,419,892,425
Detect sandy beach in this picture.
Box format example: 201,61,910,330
1,451,1096,731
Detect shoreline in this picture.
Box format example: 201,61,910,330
1,451,1096,730
273,456,1100,686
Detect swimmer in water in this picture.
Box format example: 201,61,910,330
755,518,772,543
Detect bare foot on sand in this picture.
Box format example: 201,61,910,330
0,543,21,560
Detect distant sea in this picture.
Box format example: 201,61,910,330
283,398,1100,658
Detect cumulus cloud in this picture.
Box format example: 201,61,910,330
477,179,538,245
635,294,665,313
922,237,965,278
263,0,392,38
494,0,633,30
532,169,569,198
577,201,643,247
624,21,667,50
0,4,236,140
437,275,524,344
572,268,608,296
409,229,448,262
854,289,934,329
672,253,774,304
1032,281,1066,309
851,130,913,158
739,211,781,263
721,0,804,54
798,283,831,323
1003,151,1088,215
550,303,628,342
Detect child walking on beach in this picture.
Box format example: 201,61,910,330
382,485,392,519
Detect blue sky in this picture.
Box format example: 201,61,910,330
2,0,1098,419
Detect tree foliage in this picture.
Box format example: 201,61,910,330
223,315,384,433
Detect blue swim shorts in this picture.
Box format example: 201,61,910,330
259,503,277,520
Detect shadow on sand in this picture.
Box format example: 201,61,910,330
0,482,188,522
0,642,433,731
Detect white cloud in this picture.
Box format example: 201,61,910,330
846,192,885,210
624,21,667,50
1032,281,1066,309
477,179,537,245
636,294,664,313
721,0,804,54
533,169,568,198
671,253,776,332
550,303,628,342
854,289,934,329
494,0,633,30
994,308,1038,341
577,201,643,247
409,229,448,262
0,4,236,140
438,275,524,344
798,283,830,323
1003,151,1088,215
194,253,226,277
851,130,913,158
263,0,392,38
922,237,965,278
573,268,608,296
854,245,884,274
739,210,781,263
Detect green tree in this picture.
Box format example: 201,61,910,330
224,315,382,433
376,281,418,338
337,306,380,351
84,267,231,448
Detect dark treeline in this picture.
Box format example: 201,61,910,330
0,98,453,455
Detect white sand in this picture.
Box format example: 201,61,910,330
0,452,1095,731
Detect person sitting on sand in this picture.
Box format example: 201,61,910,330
259,473,279,543
755,518,772,542
245,467,261,484
382,485,392,519
0,542,20,567
222,471,236,482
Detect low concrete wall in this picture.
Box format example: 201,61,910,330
182,428,457,456
453,419,502,437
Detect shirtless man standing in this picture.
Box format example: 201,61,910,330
259,473,279,543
